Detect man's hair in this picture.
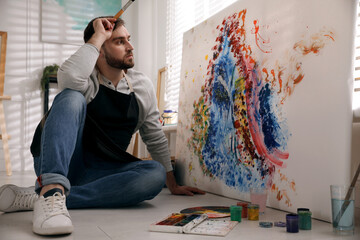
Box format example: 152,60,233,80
83,17,125,43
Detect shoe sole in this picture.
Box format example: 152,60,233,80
0,185,15,212
33,225,74,236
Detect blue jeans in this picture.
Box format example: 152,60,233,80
33,89,166,209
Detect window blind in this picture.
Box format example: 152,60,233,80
165,0,237,112
354,2,360,111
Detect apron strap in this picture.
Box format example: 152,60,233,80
123,70,134,93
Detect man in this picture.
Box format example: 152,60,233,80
0,17,204,236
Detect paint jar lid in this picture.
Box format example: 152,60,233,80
297,208,310,212
259,222,273,228
164,109,176,113
286,213,299,219
237,202,248,208
248,204,259,209
274,221,286,227
230,205,242,210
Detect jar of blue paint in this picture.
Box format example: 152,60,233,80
286,214,299,233
161,110,177,125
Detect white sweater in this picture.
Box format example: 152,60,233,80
57,43,172,172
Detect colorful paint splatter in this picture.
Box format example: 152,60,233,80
187,10,334,206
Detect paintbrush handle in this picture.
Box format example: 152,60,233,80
114,0,135,19
114,9,124,19
350,161,360,189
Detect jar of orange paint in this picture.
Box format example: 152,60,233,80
247,204,259,220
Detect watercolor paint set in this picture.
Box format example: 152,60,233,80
149,213,238,236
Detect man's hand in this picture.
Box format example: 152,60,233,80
168,185,206,196
166,171,206,196
87,18,116,50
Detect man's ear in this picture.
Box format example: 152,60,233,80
96,46,106,69
99,47,105,58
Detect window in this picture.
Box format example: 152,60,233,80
165,0,237,112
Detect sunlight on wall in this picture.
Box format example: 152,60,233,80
0,0,79,172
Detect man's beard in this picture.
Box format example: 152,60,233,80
104,49,134,69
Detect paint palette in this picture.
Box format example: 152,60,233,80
180,206,230,218
149,213,238,237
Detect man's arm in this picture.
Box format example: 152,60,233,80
57,18,116,93
166,171,206,196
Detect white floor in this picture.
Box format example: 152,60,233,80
0,171,359,240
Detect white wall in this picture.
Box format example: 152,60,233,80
0,0,167,172
123,0,167,87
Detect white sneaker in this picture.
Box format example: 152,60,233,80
33,192,74,235
0,184,38,212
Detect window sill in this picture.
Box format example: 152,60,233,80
162,124,177,132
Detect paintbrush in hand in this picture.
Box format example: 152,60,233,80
114,0,135,19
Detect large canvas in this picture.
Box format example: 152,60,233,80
176,0,357,222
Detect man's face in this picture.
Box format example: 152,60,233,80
102,25,134,69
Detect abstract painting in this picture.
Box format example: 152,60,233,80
41,0,122,45
176,0,357,222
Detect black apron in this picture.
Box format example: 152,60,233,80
30,72,140,164
82,72,140,163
